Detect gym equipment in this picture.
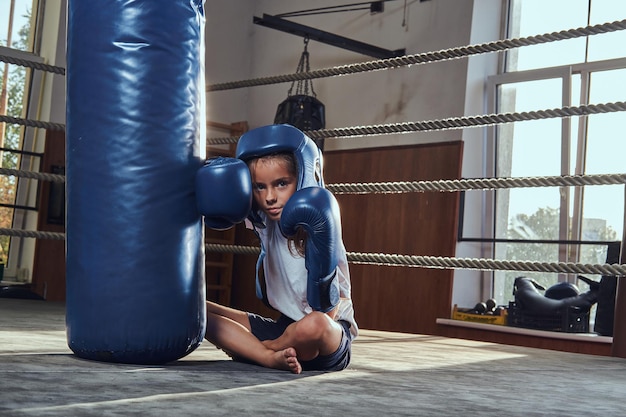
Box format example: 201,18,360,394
281,187,342,312
196,157,252,230
65,0,207,364
236,124,324,229
273,37,326,150
513,277,598,315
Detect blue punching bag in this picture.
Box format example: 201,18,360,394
66,0,207,364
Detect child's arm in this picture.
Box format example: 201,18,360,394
281,187,343,313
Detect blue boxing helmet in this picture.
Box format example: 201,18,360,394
236,124,324,228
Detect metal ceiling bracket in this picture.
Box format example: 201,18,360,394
253,14,406,60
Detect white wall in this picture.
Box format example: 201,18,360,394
454,0,504,308
205,0,255,124
241,0,473,150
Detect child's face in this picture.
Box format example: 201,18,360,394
250,157,297,222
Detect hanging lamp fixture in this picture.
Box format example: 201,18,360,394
274,37,326,150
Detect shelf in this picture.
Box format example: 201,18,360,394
436,318,612,344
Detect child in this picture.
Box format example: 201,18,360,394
202,125,357,374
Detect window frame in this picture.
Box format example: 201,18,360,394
0,45,46,272
480,57,626,299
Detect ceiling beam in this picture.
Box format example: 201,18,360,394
253,14,405,60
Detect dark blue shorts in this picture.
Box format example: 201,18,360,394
247,313,352,372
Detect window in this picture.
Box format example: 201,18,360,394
1,0,40,266
489,0,626,304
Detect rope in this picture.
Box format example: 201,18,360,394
207,19,626,91
0,232,619,275
0,168,65,183
347,252,626,276
327,173,626,194
206,243,261,256
0,228,65,240
207,101,626,144
308,101,626,139
2,19,623,86
205,243,626,276
0,115,65,132
1,168,622,196
0,54,66,75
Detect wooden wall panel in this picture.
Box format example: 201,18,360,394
324,141,463,335
31,130,66,301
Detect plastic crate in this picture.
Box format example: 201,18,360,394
452,305,507,326
507,301,589,333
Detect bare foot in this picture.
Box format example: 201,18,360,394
271,347,302,374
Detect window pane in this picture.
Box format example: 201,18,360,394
583,112,625,239
583,69,626,239
1,1,36,264
0,0,36,52
496,79,564,179
508,0,588,71
588,0,626,62
493,77,566,303
0,61,26,262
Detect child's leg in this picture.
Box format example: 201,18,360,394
206,300,251,329
261,311,343,362
204,301,303,374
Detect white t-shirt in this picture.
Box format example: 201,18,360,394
251,218,358,340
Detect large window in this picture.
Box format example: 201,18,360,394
490,0,626,303
0,0,40,266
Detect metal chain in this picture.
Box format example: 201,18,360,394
286,37,317,98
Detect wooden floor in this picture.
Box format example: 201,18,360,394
2,298,626,416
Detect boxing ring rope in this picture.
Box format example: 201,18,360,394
206,101,626,145
1,163,624,192
0,226,622,276
4,96,625,143
205,19,626,91
0,228,64,240
327,173,626,194
0,53,65,75
0,114,65,131
0,167,65,183
202,242,626,276
2,18,625,89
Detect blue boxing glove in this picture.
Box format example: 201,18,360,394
195,157,252,230
280,187,342,312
